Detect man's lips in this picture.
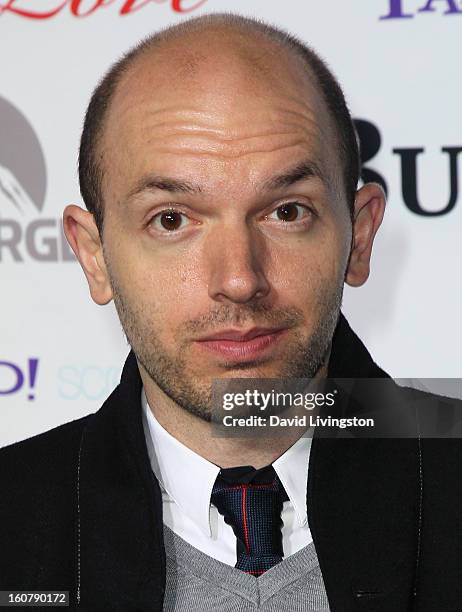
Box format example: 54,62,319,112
197,327,286,342
194,327,289,361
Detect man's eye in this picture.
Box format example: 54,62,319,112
150,210,190,232
267,202,312,223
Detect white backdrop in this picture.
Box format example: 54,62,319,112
1,0,461,447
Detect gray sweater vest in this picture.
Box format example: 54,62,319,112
163,524,330,611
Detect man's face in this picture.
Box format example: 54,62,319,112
97,32,352,420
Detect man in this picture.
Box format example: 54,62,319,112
1,12,461,612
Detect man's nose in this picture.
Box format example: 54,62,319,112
205,222,271,304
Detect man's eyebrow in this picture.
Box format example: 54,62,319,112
261,159,325,191
126,159,324,201
127,176,203,199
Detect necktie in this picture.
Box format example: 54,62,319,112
211,464,289,575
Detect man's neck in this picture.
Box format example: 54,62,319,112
139,360,329,469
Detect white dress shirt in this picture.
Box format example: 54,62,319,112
141,387,313,566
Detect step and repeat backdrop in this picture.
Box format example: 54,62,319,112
1,0,461,447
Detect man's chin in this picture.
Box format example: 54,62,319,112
213,360,276,376
198,359,289,382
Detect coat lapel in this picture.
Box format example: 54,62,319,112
307,314,421,610
77,351,165,609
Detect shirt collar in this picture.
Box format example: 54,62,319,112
273,434,311,527
141,387,311,534
141,387,220,537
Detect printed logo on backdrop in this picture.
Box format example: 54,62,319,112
0,0,207,19
381,0,462,19
0,95,74,262
0,359,39,400
57,364,120,400
0,359,120,401
354,119,461,216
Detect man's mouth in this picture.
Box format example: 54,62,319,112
195,326,289,361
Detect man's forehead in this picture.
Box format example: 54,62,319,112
99,27,340,205
107,27,331,135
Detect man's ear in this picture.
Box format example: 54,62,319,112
345,183,386,287
63,205,113,305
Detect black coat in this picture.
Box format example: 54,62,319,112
1,313,461,611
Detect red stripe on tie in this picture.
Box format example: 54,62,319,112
247,481,276,489
242,485,250,553
226,482,274,490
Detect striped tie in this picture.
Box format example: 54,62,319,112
211,464,289,575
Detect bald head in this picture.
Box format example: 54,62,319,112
79,13,360,237
66,13,386,421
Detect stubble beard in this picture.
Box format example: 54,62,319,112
108,269,344,423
